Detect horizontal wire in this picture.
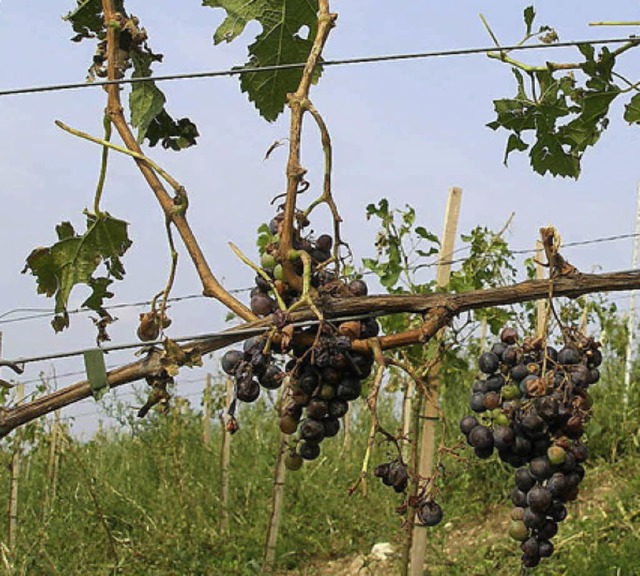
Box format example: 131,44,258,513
0,37,635,98
1,231,638,330
0,312,382,368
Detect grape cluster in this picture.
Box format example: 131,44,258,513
221,211,380,468
460,327,600,568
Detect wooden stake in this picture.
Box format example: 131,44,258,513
263,432,288,572
341,407,352,453
202,373,212,446
219,377,233,533
8,383,24,552
409,187,462,576
401,378,414,462
535,240,548,337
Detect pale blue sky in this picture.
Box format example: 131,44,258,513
0,1,638,431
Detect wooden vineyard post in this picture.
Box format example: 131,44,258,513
263,430,288,572
535,240,548,337
8,383,24,552
219,377,233,533
401,378,414,462
408,187,462,576
42,410,61,523
203,373,212,446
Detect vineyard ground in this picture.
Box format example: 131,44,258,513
279,457,638,576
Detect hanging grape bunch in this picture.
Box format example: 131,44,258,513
460,327,600,568
220,209,380,468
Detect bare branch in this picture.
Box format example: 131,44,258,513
101,0,254,321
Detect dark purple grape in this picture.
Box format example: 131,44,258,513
336,377,362,401
491,342,508,359
538,519,559,540
478,352,500,374
513,435,532,457
474,446,494,459
472,379,489,394
534,396,558,422
547,473,567,497
493,426,515,451
255,274,271,292
511,364,529,382
523,507,546,529
323,416,340,438
298,441,320,460
486,374,505,391
526,486,552,512
521,412,545,435
521,552,540,568
470,392,486,413
520,536,540,557
388,462,409,492
328,399,349,418
315,234,333,252
529,456,553,481
558,346,580,365
501,327,518,345
538,539,554,558
221,349,244,375
360,318,380,339
416,501,444,527
468,425,494,450
571,364,591,387
572,443,589,463
502,346,519,366
460,416,479,436
511,488,528,507
548,501,567,522
586,348,602,368
236,377,260,403
374,463,390,478
259,365,283,390
515,468,536,492
250,293,275,316
306,399,329,420
299,418,326,443
348,279,368,296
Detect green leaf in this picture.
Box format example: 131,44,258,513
414,226,440,245
130,52,167,145
23,213,132,332
624,93,640,124
144,112,199,150
523,6,535,35
63,0,104,42
203,0,321,121
503,133,529,164
530,133,580,178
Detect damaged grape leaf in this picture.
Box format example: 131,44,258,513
23,213,132,332
64,3,198,149
203,0,321,121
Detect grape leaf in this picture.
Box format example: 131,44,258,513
624,93,640,123
63,0,105,42
23,213,132,332
203,0,321,121
523,6,535,36
130,52,167,144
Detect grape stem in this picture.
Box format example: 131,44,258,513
278,2,337,289
228,242,287,311
348,340,389,496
